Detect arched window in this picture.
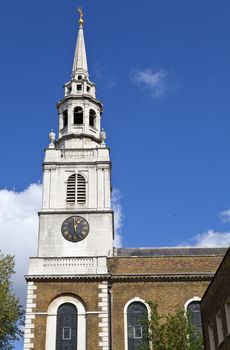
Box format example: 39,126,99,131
74,107,83,125
66,173,86,205
89,109,96,128
186,300,203,338
66,174,76,203
46,295,86,350
77,173,86,204
56,303,77,350
63,110,68,128
127,302,148,350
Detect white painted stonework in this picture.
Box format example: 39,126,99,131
38,138,113,258
72,25,88,78
28,256,108,276
98,281,110,350
37,211,113,257
23,282,37,350
184,296,201,311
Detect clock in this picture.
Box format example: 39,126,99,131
61,216,89,242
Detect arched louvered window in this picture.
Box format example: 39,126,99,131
74,107,83,125
63,110,68,128
187,301,203,339
89,109,96,128
127,302,147,350
77,174,86,204
56,303,77,350
66,174,76,203
66,173,86,205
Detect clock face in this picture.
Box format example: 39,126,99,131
61,216,89,242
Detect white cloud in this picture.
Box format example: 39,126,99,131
112,189,124,247
131,67,173,98
0,183,42,305
180,229,230,248
220,208,230,223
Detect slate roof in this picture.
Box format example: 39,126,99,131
115,247,228,257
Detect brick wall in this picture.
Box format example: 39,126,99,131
29,254,224,350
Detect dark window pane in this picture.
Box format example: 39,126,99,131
187,301,203,337
63,110,68,128
56,303,77,350
89,109,96,128
74,107,83,125
128,326,134,338
127,302,147,350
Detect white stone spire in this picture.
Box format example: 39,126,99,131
58,8,103,149
72,7,88,79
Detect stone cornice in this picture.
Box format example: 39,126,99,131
57,95,103,109
25,272,214,283
56,132,102,145
43,161,112,167
38,209,114,215
109,273,214,282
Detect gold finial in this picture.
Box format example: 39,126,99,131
78,7,84,27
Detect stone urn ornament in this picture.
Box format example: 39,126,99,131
100,128,106,146
48,129,56,148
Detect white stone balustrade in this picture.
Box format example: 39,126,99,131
28,256,108,276
60,149,95,159
44,147,110,163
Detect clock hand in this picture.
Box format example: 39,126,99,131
73,218,81,233
73,218,77,233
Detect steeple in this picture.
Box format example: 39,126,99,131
56,8,104,149
72,7,88,79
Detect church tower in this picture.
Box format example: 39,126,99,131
24,9,113,350
37,8,113,260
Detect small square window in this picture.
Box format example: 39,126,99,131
78,75,82,80
62,327,71,340
77,84,82,91
128,326,143,339
134,326,142,339
87,86,90,92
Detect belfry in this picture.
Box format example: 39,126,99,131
24,9,226,350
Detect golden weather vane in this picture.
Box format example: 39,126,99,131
78,6,84,27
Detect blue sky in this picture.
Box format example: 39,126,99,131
0,1,230,348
